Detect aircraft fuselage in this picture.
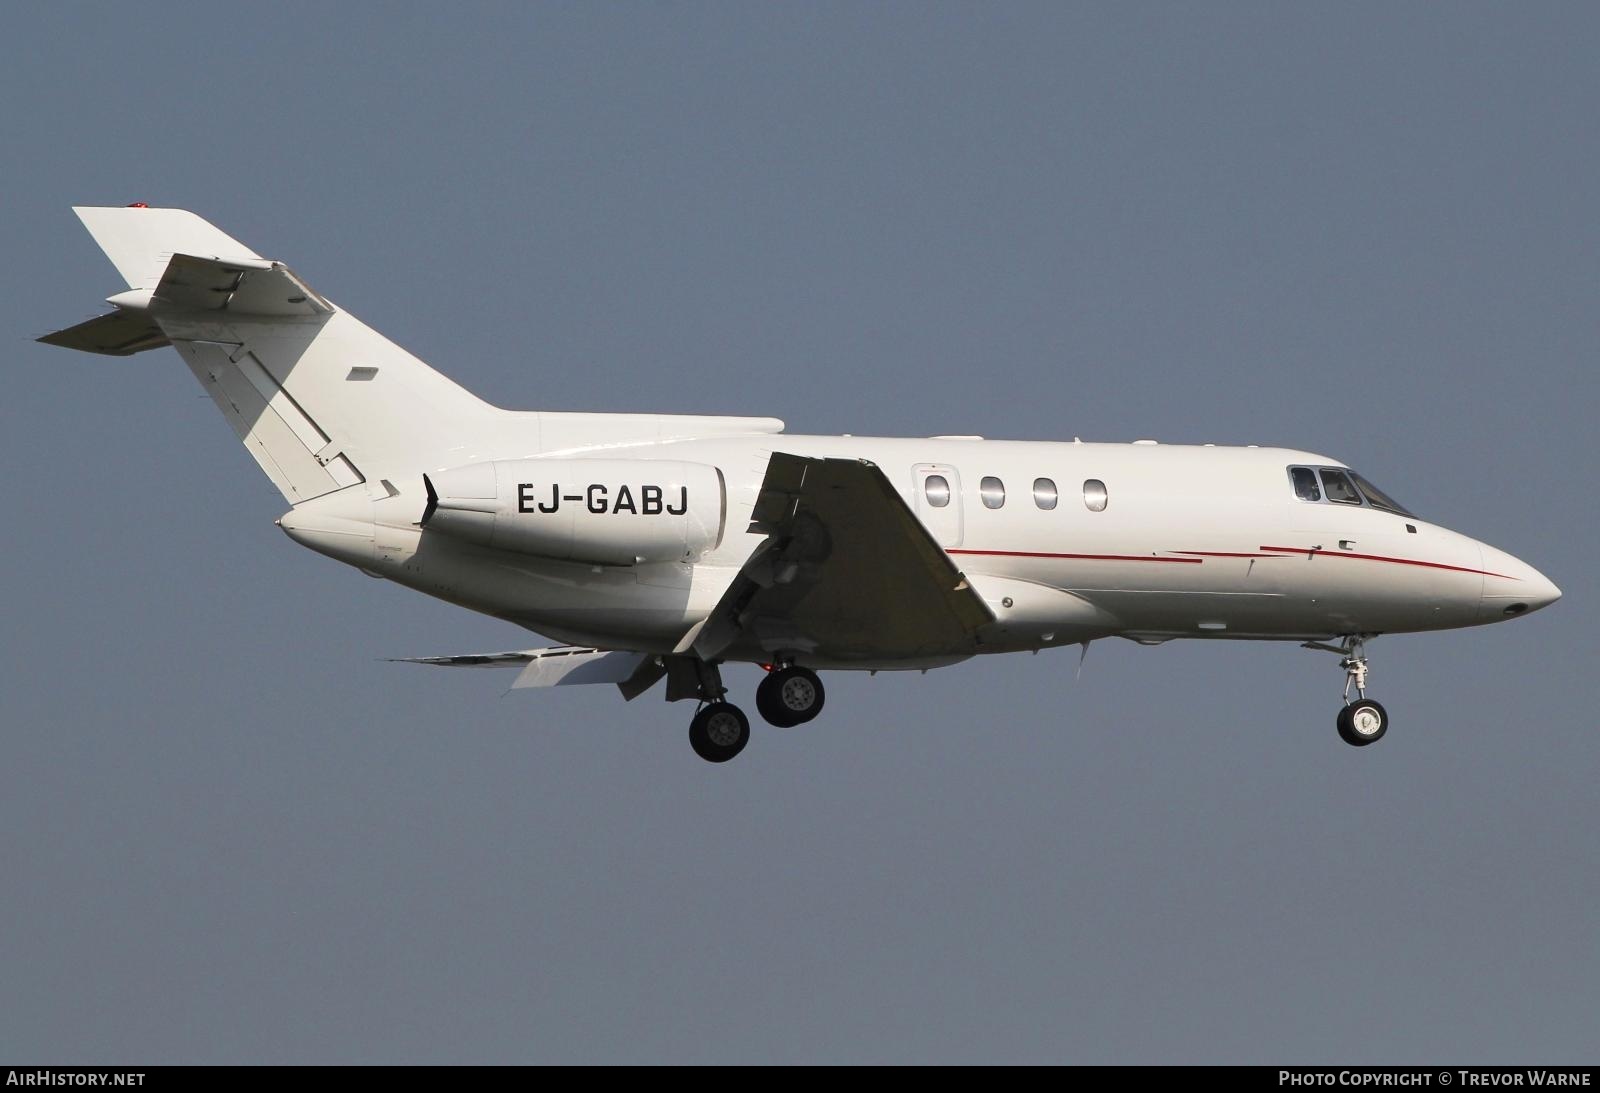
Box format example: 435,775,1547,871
281,434,1559,666
47,205,1560,757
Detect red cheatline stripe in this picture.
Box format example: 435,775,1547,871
1171,551,1278,558
948,549,1202,564
1257,545,1518,580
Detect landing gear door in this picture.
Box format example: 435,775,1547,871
912,463,963,548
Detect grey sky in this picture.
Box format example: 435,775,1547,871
3,2,1595,1063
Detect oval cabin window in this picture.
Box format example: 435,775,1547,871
1083,479,1108,512
924,474,951,508
980,476,1006,509
1033,478,1058,510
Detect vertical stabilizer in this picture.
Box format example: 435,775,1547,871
45,206,502,506
73,206,263,290
42,206,787,511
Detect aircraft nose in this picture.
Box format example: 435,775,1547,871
1481,547,1561,621
1522,568,1562,611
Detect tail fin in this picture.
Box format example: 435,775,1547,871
43,206,790,510
41,206,499,506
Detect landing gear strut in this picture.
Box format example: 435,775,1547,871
756,665,826,728
1305,635,1389,747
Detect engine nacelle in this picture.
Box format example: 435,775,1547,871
421,458,725,566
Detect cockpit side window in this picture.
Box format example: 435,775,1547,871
1290,467,1321,502
1320,469,1362,505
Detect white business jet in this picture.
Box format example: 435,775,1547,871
41,206,1561,761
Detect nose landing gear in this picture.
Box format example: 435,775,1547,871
1305,636,1389,747
1337,698,1388,746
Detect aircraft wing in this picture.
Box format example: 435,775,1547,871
689,453,994,662
391,646,647,689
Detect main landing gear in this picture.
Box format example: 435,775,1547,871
1305,636,1389,747
755,665,826,728
684,661,827,763
689,702,751,763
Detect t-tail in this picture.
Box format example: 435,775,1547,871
39,205,784,512
39,205,513,506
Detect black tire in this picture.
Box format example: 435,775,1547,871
689,702,750,762
755,666,826,728
1337,699,1388,747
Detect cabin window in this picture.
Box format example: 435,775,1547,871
1033,478,1058,510
924,474,951,508
1290,467,1321,502
980,476,1006,509
1320,469,1362,505
1083,479,1108,512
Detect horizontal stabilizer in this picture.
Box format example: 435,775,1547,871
38,252,328,354
390,646,647,689
153,253,333,317
37,310,169,356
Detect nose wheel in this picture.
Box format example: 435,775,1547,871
1305,635,1391,748
1337,698,1388,746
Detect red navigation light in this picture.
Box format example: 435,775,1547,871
126,202,148,208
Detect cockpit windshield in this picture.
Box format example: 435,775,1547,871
1287,466,1416,518
1348,472,1414,517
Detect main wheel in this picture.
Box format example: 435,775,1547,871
1337,699,1388,747
755,666,826,728
689,702,750,763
